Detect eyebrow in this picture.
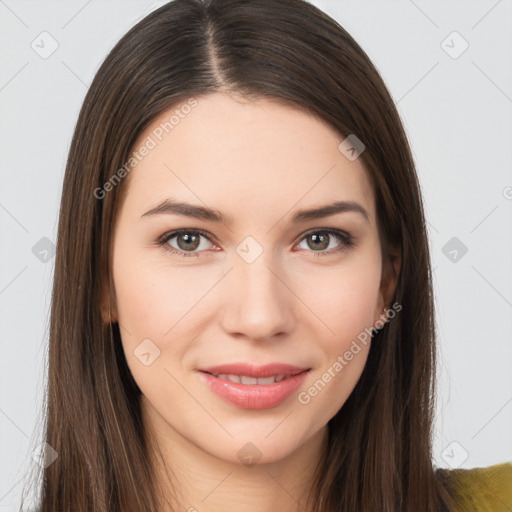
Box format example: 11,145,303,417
140,198,370,225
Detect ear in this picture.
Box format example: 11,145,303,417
374,247,401,322
99,284,118,325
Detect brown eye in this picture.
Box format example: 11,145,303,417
296,229,354,257
305,232,330,251
158,229,214,257
175,233,201,251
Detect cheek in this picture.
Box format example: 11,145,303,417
298,251,382,344
112,243,218,381
293,246,381,416
111,252,192,404
111,234,172,364
113,246,201,336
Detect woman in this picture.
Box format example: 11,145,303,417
22,0,512,511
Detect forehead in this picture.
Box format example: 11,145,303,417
120,93,375,222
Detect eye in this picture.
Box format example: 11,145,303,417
157,229,216,258
296,229,354,257
157,228,355,258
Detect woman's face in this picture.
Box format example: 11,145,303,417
109,92,396,465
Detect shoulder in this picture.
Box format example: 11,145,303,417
435,461,512,512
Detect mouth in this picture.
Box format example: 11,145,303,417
198,362,310,381
196,363,311,409
200,371,307,385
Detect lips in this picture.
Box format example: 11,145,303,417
196,362,311,409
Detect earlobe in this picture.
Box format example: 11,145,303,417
377,249,401,317
99,288,118,324
100,307,117,324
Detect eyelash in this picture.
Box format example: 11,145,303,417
156,228,355,258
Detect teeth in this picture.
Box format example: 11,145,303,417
213,373,288,385
240,375,258,385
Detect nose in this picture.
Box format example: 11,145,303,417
219,255,296,342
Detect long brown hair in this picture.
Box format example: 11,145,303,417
22,0,457,510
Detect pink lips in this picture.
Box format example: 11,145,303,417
197,362,311,409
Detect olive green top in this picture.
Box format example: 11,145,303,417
436,461,512,512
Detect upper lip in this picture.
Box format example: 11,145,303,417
198,363,310,378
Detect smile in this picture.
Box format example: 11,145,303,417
197,369,310,409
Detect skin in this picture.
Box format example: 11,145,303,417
106,92,399,512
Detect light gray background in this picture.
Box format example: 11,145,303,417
1,0,511,510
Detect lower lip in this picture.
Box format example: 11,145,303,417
197,370,310,409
